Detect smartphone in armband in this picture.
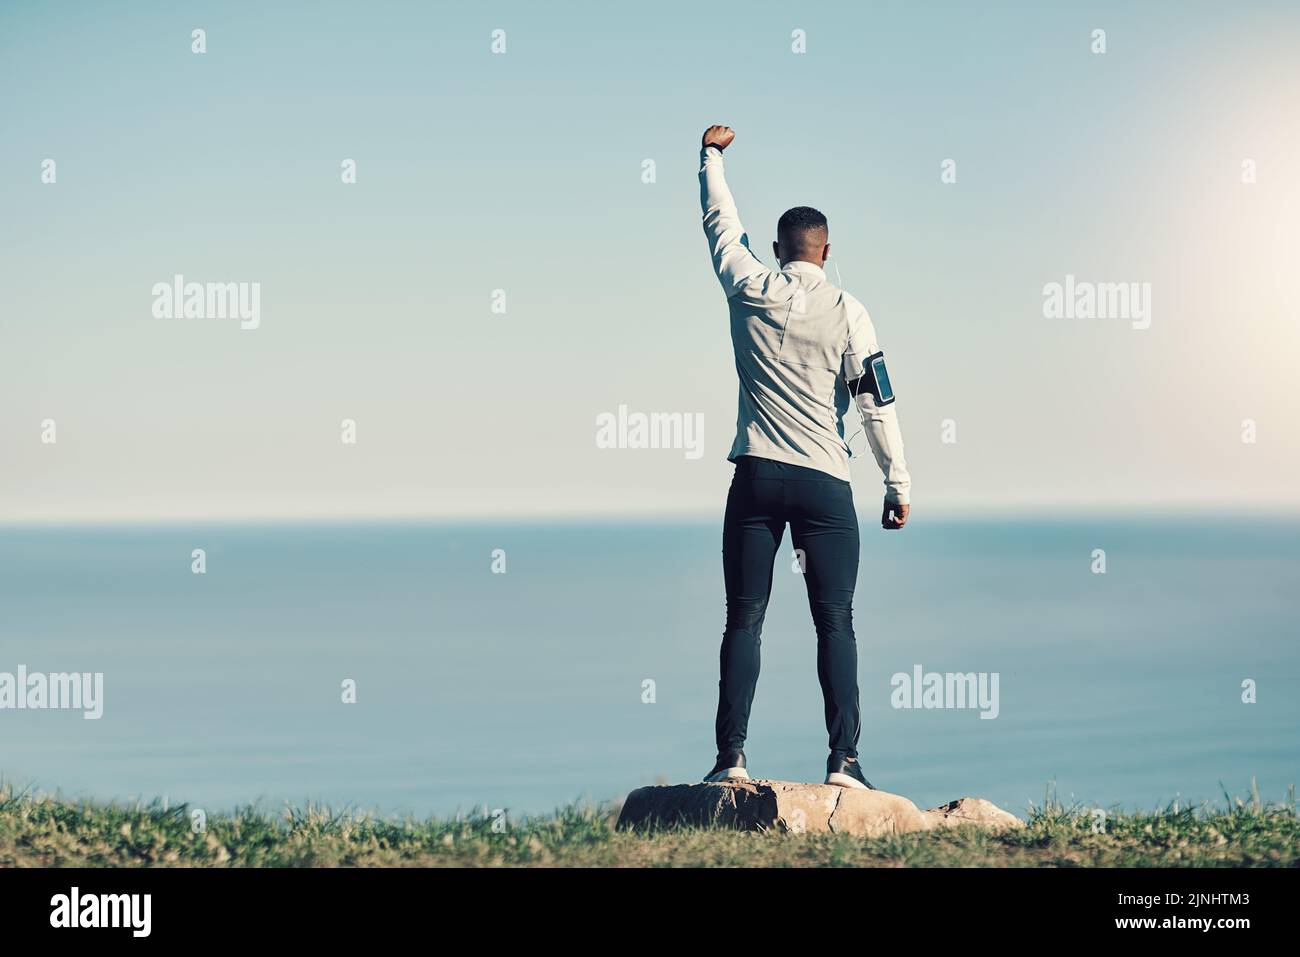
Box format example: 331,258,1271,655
854,351,896,406
868,352,894,405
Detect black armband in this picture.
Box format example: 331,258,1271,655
847,351,895,406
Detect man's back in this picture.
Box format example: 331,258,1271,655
726,260,867,482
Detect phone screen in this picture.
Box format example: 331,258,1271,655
870,356,894,402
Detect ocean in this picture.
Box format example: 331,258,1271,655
1,516,1296,819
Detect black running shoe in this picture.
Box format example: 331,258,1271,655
825,752,875,790
703,750,750,783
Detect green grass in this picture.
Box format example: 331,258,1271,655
1,781,1295,867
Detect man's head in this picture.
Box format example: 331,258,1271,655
774,206,829,267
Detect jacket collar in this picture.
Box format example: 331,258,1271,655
782,260,826,280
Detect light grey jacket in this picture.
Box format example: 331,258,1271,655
700,145,911,504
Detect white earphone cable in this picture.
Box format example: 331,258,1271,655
829,255,869,461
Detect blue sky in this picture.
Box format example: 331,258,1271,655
3,1,1298,521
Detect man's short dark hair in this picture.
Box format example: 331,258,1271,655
777,206,828,258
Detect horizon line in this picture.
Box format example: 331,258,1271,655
3,500,1299,529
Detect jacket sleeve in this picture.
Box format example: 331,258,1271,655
843,298,912,506
699,146,771,298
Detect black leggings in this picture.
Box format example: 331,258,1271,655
716,455,861,757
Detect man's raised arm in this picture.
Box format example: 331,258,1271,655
699,125,770,297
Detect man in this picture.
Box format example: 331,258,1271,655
699,125,912,790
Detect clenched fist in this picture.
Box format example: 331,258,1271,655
702,125,735,151
882,501,910,530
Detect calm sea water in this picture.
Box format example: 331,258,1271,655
1,517,1296,819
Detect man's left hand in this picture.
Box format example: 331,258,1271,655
882,501,909,530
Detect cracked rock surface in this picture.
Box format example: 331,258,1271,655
616,780,1023,837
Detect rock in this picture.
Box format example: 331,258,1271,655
923,796,1024,832
616,780,1023,837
